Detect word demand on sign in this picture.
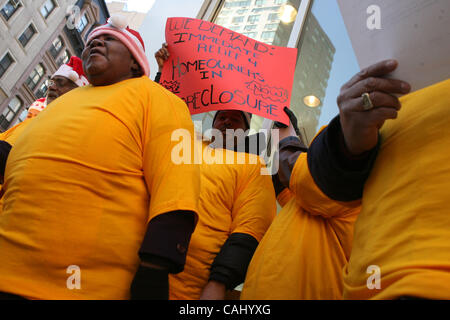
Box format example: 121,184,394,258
160,17,298,125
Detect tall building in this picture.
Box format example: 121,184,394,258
106,1,146,31
191,0,301,133
214,0,291,45
193,0,335,144
0,0,109,132
288,11,335,144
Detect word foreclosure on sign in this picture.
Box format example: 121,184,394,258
160,17,298,125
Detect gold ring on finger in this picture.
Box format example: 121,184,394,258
362,93,374,110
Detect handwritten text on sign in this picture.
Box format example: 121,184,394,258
160,17,298,125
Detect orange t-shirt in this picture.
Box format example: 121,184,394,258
0,76,200,299
0,119,33,212
343,79,450,300
241,152,360,299
169,140,276,300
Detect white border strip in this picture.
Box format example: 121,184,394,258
287,0,312,48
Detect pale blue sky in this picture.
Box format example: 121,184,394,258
105,0,156,13
311,0,360,128
138,0,205,80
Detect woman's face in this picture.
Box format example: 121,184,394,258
82,34,139,86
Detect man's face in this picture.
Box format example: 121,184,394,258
46,76,78,104
212,110,248,148
82,34,139,86
213,110,248,135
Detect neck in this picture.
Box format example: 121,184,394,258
89,73,136,87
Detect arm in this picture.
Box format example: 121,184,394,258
130,88,200,300
201,161,276,300
306,116,380,202
154,43,169,84
309,59,411,201
130,210,196,300
271,107,307,199
201,233,259,300
0,141,12,184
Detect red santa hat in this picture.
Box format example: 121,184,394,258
28,97,47,113
52,56,89,87
86,14,150,77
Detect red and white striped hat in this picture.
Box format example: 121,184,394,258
87,14,150,77
53,56,89,87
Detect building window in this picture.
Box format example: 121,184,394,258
232,16,244,24
77,14,88,34
261,31,276,40
244,25,257,31
255,0,266,6
0,96,22,130
215,17,228,25
1,0,22,21
247,15,260,23
228,25,241,32
56,50,70,67
35,81,49,99
265,23,278,30
243,32,257,39
224,1,251,8
19,24,37,47
49,36,64,58
26,64,45,91
14,108,28,126
268,12,279,22
0,52,14,78
274,0,287,5
40,0,56,19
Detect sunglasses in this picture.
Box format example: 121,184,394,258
45,78,74,88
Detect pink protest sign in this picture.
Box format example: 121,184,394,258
159,17,298,125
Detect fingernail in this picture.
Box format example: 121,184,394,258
387,60,397,67
402,82,411,92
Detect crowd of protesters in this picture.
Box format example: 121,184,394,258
0,14,448,300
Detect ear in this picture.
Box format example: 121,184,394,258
130,58,142,77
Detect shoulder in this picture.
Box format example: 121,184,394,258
232,150,270,181
1,119,31,143
133,77,184,103
139,77,189,115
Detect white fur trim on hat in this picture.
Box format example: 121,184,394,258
28,98,47,113
109,14,128,30
52,64,89,87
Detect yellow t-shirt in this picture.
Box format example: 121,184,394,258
241,152,361,300
277,188,294,208
0,119,32,145
0,119,33,213
0,76,200,300
343,79,450,300
169,140,276,300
